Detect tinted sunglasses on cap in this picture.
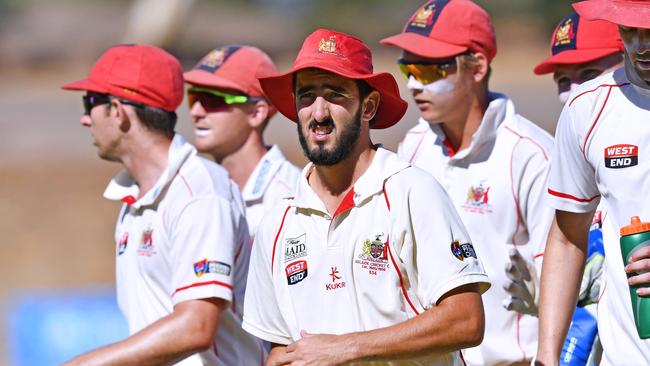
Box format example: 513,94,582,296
187,87,262,110
82,93,146,115
397,58,458,85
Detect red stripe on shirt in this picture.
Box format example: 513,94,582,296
386,238,420,316
581,86,613,158
271,205,291,271
173,280,232,295
178,173,194,197
568,83,629,107
332,188,356,218
547,188,600,203
504,125,549,161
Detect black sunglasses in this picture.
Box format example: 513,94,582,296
82,93,146,115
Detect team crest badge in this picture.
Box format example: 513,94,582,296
137,227,156,256
462,182,493,214
194,259,208,277
554,18,574,47
318,36,337,54
411,3,436,28
201,49,226,68
363,235,388,260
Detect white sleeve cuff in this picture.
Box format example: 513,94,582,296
242,318,292,345
172,280,233,305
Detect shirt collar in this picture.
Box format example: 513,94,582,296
242,145,288,202
292,147,410,215
427,92,510,160
103,134,196,208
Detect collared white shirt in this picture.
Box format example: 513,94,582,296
547,68,650,366
105,134,264,366
241,145,300,239
243,147,490,366
398,94,554,365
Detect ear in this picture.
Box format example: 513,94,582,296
471,52,490,84
248,100,270,129
361,91,380,124
111,99,131,133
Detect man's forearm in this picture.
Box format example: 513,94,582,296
536,213,591,365
63,298,224,366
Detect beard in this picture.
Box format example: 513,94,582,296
297,106,362,166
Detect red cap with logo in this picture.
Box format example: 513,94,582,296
573,0,650,29
183,45,278,99
258,28,407,130
380,0,497,62
534,12,624,75
61,44,183,112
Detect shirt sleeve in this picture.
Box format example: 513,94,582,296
169,197,238,305
243,205,293,345
393,173,491,309
547,105,601,213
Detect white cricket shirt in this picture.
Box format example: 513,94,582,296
243,147,490,366
104,134,264,366
241,145,300,238
547,68,650,366
398,94,554,365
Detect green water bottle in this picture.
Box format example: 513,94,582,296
620,216,650,339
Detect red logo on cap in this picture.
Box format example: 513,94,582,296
318,35,338,54
411,3,436,28
201,49,227,68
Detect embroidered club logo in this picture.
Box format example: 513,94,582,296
193,259,232,277
284,233,307,263
138,227,156,256
285,260,308,285
355,233,389,276
462,182,493,214
411,3,436,28
117,232,128,256
363,235,388,260
552,13,579,55
325,266,346,291
451,240,477,261
318,36,337,54
604,144,638,168
405,0,449,36
196,45,241,73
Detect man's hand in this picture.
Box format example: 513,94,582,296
268,330,353,366
503,248,539,316
625,245,650,297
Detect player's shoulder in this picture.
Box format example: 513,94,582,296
495,96,553,160
176,154,236,201
256,197,295,243
400,119,431,143
567,67,631,108
385,163,448,204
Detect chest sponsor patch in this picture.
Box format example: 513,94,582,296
137,227,156,256
284,233,307,263
604,144,638,168
285,260,308,285
194,259,231,277
451,240,477,261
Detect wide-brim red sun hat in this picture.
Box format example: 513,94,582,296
573,0,650,28
259,29,407,130
534,13,624,75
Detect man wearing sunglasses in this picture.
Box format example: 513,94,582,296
381,1,554,365
61,44,263,365
184,45,300,240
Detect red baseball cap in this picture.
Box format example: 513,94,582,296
183,45,278,99
534,13,624,75
258,28,407,130
380,0,497,62
62,44,183,112
573,0,650,29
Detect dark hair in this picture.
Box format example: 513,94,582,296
133,105,177,138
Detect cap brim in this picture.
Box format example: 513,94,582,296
533,48,623,75
183,70,248,93
259,62,407,130
573,0,650,28
61,78,108,93
380,32,468,59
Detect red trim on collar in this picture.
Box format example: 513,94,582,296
332,188,356,218
121,195,136,205
442,139,456,157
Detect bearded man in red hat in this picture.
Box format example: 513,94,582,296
242,28,491,366
537,1,650,365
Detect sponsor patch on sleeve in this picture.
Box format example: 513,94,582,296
451,240,477,261
193,259,232,277
285,260,308,285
